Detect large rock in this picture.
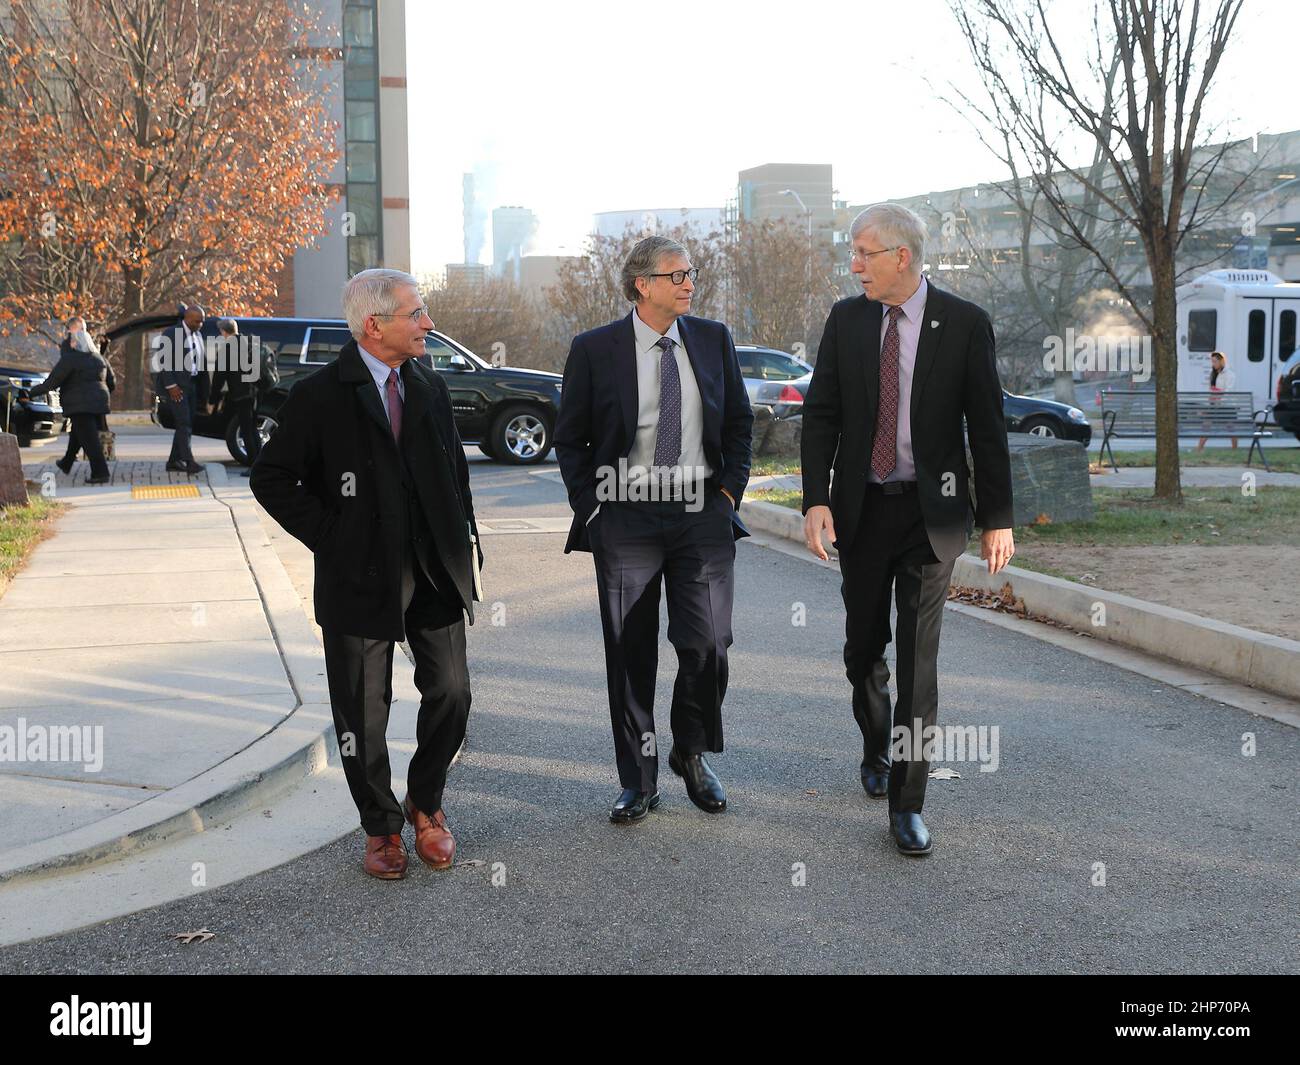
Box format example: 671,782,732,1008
754,408,801,458
0,433,28,507
1000,433,1092,526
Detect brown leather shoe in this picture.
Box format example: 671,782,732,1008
403,796,455,870
363,833,408,879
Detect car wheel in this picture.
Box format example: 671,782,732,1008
490,404,551,465
476,435,499,461
1020,416,1061,438
225,412,279,464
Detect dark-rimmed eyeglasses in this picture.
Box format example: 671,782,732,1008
648,268,699,285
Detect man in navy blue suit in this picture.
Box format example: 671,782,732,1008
555,235,753,824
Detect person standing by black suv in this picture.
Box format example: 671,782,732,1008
23,317,114,485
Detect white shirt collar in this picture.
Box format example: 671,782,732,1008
632,306,683,355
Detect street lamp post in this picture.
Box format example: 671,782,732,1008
780,188,814,360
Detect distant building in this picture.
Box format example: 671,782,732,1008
737,163,835,245
592,208,724,240
444,263,489,288
492,207,539,280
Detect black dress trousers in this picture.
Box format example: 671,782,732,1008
321,537,469,837
837,485,956,814
588,492,736,792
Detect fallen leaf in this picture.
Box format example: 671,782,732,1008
171,929,216,944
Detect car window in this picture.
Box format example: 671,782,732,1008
758,353,805,381
424,335,467,370
304,327,353,364
738,352,756,376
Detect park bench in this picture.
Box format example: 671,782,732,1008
1097,390,1272,472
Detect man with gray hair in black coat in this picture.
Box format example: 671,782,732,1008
250,268,482,881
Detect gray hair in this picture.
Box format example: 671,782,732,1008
217,318,239,335
621,235,687,302
70,329,99,355
342,268,420,338
850,203,926,270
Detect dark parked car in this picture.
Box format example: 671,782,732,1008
0,365,61,445
1274,363,1300,440
104,315,564,465
1002,389,1092,444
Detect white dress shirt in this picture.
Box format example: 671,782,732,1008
358,344,404,425
868,274,928,484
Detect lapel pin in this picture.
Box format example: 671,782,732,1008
930,320,939,329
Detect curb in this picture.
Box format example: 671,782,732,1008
740,496,1300,702
0,494,337,887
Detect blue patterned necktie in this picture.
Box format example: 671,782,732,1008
653,335,681,467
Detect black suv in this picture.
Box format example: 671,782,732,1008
105,315,563,464
0,365,61,445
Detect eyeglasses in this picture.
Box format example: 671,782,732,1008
849,246,900,264
648,268,699,285
371,306,432,324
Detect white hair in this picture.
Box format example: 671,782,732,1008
850,203,927,270
342,268,420,339
70,329,99,355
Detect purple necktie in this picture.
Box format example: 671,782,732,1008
653,336,681,467
385,369,402,444
871,306,904,480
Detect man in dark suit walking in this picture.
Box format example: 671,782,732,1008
151,303,207,475
251,268,482,880
208,318,262,476
555,235,753,824
801,204,1014,856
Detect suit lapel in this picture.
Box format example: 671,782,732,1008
614,313,638,449
861,298,883,430
910,281,947,430
675,316,716,430
340,342,399,448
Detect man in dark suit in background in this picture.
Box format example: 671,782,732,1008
251,268,482,880
151,303,207,475
555,235,753,824
801,203,1014,857
209,318,261,476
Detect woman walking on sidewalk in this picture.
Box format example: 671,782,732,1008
24,317,115,484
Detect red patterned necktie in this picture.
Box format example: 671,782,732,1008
386,369,403,444
871,305,904,480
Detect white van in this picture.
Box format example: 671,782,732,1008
1176,269,1300,421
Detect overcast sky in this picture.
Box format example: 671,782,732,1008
406,0,1298,274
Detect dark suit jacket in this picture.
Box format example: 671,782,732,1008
249,340,482,641
800,282,1013,563
29,340,115,415
152,322,209,407
554,311,754,554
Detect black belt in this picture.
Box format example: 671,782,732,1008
866,480,917,495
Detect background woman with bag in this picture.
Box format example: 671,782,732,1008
24,316,115,484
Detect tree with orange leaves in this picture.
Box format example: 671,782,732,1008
0,0,340,406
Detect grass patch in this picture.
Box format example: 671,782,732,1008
746,487,803,510
0,495,66,597
1009,487,1299,548
750,457,803,477
1093,446,1300,472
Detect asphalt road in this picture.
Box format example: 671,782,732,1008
1,452,1296,974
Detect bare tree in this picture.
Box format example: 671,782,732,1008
950,0,1253,500
420,273,563,373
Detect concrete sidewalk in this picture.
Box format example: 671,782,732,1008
0,462,347,887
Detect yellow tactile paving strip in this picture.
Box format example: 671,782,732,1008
131,484,201,499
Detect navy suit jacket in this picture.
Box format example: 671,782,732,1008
554,311,754,554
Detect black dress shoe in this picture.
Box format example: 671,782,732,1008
165,461,186,472
86,475,111,485
668,747,726,813
610,788,660,823
860,761,889,799
183,461,205,474
55,458,73,475
889,811,933,856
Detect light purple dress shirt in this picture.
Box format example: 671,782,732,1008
867,274,928,484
